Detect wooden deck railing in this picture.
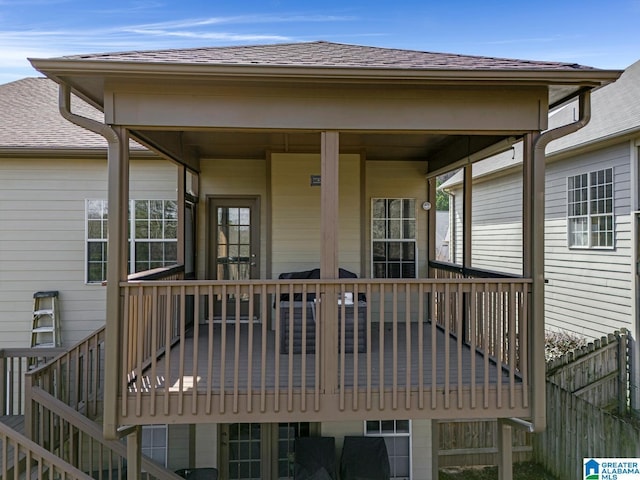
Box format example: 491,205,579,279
0,347,65,416
26,327,105,421
27,385,182,480
118,276,532,423
0,419,93,480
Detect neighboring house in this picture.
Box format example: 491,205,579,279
0,41,621,480
441,59,640,410
442,59,640,341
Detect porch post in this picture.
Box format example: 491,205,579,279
321,131,340,394
497,419,513,480
320,131,340,279
427,177,437,277
104,126,130,439
177,163,186,266
525,130,548,432
462,166,472,270
126,426,142,480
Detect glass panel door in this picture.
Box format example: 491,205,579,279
209,197,260,320
227,423,262,480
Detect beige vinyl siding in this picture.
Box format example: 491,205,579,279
197,158,268,279
0,157,176,348
167,424,191,470
544,142,632,338
271,153,361,277
365,161,428,278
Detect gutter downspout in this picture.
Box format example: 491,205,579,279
59,85,122,440
530,91,591,432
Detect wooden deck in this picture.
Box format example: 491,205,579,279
135,322,518,392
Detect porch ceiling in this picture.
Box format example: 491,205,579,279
131,129,506,163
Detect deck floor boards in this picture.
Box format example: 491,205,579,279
135,322,519,393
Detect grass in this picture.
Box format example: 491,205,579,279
439,461,559,480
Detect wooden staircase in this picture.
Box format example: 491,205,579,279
0,329,182,480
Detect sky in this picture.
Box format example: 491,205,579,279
1,0,639,84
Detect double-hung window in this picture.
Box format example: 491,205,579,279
567,168,614,248
371,198,417,278
85,199,178,283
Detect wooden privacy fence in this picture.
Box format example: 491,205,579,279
533,381,640,480
438,419,532,467
437,330,630,468
546,330,628,413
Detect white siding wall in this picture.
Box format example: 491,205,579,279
0,157,177,348
447,141,633,339
545,142,632,337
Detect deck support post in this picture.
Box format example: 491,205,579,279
497,419,513,480
430,420,440,479
104,126,130,439
126,426,142,480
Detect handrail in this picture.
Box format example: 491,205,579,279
29,386,183,480
0,347,66,416
429,260,525,279
127,264,185,281
0,418,93,479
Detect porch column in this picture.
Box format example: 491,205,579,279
177,164,186,266
527,131,546,431
462,166,472,269
321,131,340,394
126,426,142,480
104,126,130,439
427,177,437,277
497,419,514,480
320,131,340,279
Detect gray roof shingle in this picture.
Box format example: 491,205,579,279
60,41,598,71
0,77,105,150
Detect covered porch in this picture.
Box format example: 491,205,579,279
29,42,621,480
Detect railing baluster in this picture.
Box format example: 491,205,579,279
339,282,346,412
206,285,214,415
234,285,241,414
366,283,372,411
405,284,411,410
301,283,307,412
378,283,385,411
192,285,201,415
261,284,268,413
247,284,255,413
470,283,477,409
444,283,450,410
431,283,437,410
219,285,227,414
150,285,158,417
418,283,424,410
163,285,172,416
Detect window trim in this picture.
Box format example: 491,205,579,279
567,167,615,250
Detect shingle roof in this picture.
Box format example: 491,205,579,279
441,58,640,188
547,58,640,153
0,77,146,152
0,77,106,150
61,41,598,71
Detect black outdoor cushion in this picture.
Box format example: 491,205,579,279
340,436,390,480
294,437,337,480
278,268,365,302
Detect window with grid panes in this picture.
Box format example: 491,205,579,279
85,199,178,283
141,425,167,467
365,420,411,479
371,199,416,278
567,168,614,248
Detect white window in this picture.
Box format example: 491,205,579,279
371,199,417,278
365,420,411,480
85,199,178,283
142,425,167,466
567,168,614,248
